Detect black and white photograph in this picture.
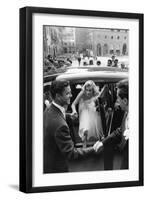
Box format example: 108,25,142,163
43,26,129,174
19,7,143,193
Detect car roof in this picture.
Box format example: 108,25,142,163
55,67,128,83
43,67,128,87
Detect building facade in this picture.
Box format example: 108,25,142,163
92,28,129,57
43,26,129,58
62,27,76,54
75,28,129,57
43,26,76,58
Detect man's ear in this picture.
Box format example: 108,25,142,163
123,98,128,106
56,93,63,102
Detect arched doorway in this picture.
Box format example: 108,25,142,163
97,43,102,56
103,44,108,56
115,44,120,56
122,43,127,55
109,44,114,55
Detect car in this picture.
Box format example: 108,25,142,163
43,66,128,148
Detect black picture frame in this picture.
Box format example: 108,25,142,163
19,6,144,193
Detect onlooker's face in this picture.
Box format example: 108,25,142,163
59,86,72,106
116,88,128,111
85,85,93,97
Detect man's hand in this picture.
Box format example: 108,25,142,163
70,111,78,120
123,129,129,140
93,141,103,153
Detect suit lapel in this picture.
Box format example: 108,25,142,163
51,103,66,121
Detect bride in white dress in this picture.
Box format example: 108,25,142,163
71,80,104,146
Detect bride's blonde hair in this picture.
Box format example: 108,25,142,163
82,80,99,96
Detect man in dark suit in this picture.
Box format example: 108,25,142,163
43,79,94,173
94,79,129,169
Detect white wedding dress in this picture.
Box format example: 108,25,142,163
78,97,103,141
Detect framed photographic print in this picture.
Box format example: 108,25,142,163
19,6,144,193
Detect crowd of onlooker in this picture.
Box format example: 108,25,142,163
44,53,128,76
76,53,128,69
43,54,73,75
82,55,128,69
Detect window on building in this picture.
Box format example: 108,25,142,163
63,47,67,53
116,49,120,56
110,49,114,54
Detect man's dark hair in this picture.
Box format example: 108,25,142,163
50,79,70,99
117,79,128,100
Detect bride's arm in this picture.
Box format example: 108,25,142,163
71,90,83,114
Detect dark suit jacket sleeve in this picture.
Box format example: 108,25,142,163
102,128,122,147
55,125,94,160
